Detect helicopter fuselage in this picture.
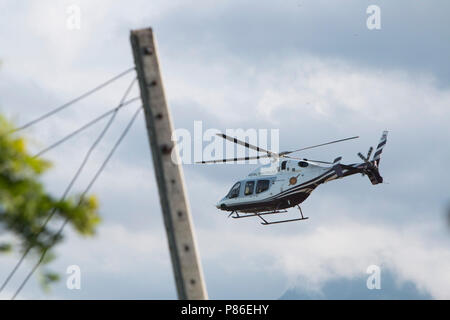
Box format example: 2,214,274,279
216,159,366,213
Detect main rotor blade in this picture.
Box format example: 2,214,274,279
196,155,270,164
282,136,359,155
284,156,333,164
216,133,275,156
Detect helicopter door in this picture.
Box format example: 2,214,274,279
281,161,287,171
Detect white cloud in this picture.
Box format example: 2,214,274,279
0,223,175,300
56,223,169,274
165,55,450,127
198,218,450,299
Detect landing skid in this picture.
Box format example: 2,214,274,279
259,205,309,225
230,209,288,219
229,205,309,225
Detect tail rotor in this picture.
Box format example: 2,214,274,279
373,131,388,167
366,146,373,161
357,131,388,184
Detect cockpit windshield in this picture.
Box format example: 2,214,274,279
227,182,241,199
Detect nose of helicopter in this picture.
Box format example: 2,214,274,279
216,199,226,210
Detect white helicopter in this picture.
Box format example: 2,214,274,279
197,131,388,225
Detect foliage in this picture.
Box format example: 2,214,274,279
0,114,101,287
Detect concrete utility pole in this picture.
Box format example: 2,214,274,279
130,27,208,300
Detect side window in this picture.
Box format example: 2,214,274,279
244,181,255,196
281,161,287,170
227,182,241,199
256,180,270,194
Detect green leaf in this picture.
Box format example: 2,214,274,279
0,243,12,253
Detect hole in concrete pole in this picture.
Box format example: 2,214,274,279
143,47,153,55
160,144,173,154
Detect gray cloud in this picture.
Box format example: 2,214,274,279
1,0,450,299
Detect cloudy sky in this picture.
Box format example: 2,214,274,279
1,0,450,299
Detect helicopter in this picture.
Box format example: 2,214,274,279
197,131,388,225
